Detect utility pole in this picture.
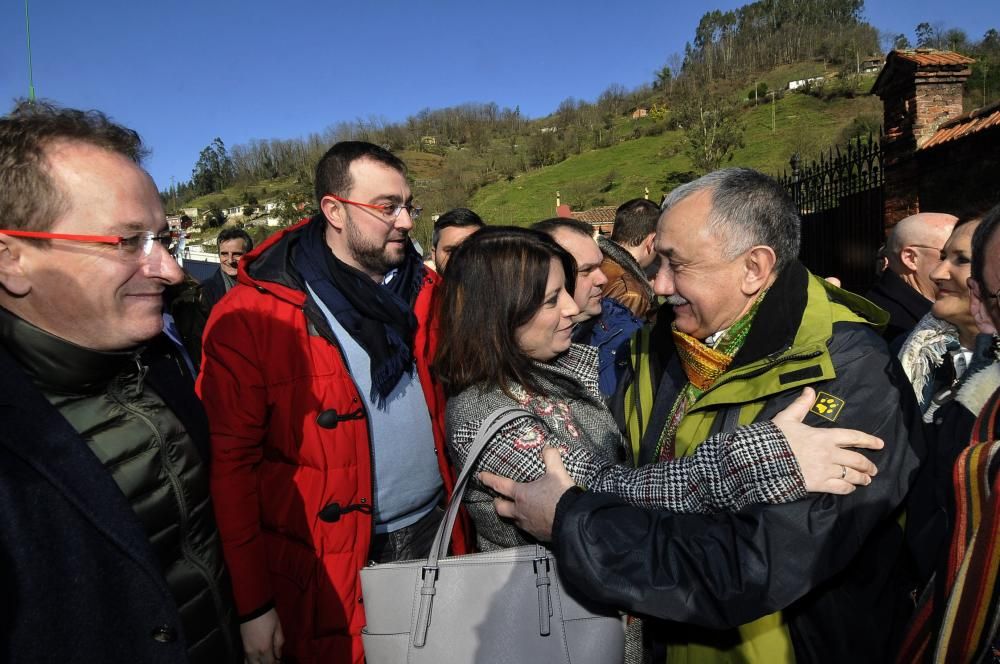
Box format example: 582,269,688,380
985,63,991,107
767,91,777,133
24,0,36,100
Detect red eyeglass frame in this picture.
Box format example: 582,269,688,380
0,229,126,244
0,229,184,257
325,194,421,218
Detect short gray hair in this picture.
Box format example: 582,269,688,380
661,168,801,272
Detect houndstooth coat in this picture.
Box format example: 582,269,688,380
446,343,806,552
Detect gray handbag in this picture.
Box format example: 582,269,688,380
360,406,626,663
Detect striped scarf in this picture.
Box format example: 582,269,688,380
898,385,1000,663
655,292,766,461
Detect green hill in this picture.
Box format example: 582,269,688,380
173,72,884,252
469,90,881,225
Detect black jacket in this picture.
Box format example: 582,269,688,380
906,335,1000,584
554,262,924,663
200,268,229,312
0,338,231,663
864,269,932,346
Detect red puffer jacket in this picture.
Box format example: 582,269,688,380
197,217,470,664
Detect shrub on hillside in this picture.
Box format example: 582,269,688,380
838,114,881,145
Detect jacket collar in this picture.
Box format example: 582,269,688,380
692,266,887,410
0,306,137,394
239,215,314,305
871,269,932,321
597,236,655,301
729,261,809,369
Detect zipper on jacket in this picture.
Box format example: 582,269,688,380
705,349,824,396
109,373,235,663
132,352,148,396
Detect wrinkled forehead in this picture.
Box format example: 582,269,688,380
654,200,718,257
552,227,601,265
45,141,164,231
219,238,248,253
347,157,410,199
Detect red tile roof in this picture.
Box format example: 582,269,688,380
892,49,975,67
871,49,976,97
570,206,617,224
920,100,1000,150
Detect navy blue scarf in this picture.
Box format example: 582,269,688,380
295,216,423,408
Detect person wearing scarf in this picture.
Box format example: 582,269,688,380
896,204,1000,663
197,142,470,664
295,214,423,408
499,169,921,664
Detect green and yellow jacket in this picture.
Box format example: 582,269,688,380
585,261,926,663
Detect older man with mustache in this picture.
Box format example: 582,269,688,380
484,168,923,664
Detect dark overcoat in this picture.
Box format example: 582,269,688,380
0,340,210,663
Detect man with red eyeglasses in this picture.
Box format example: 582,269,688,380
197,141,471,664
0,100,241,662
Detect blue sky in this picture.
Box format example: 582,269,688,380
1,0,994,191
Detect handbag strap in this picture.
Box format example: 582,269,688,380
412,406,537,648
429,406,535,563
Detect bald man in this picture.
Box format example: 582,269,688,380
865,212,956,344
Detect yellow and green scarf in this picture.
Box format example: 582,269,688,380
655,291,767,462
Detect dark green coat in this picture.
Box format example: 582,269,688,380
0,311,239,664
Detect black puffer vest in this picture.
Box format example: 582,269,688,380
0,310,240,663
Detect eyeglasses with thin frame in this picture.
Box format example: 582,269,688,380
0,229,185,259
908,244,944,253
326,194,422,220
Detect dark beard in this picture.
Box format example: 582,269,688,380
352,235,408,277
345,208,408,278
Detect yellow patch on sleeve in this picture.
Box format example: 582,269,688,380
810,392,845,422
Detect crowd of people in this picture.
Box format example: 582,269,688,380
1,98,999,664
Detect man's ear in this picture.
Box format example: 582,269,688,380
643,233,656,256
899,246,920,272
968,278,997,334
0,236,31,296
319,196,345,230
741,246,776,296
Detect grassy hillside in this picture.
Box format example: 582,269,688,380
470,90,881,225
176,69,883,249
179,150,444,213
179,176,302,212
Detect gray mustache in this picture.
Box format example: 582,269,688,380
664,295,688,306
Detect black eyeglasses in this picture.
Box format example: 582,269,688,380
0,229,184,259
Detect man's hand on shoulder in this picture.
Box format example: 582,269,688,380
479,446,576,541
773,387,883,494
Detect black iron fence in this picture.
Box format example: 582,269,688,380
777,135,885,294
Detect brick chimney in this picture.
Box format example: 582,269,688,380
871,49,974,225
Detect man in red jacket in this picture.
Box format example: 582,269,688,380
198,142,469,664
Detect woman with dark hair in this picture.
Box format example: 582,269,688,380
899,215,989,421
435,226,881,551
